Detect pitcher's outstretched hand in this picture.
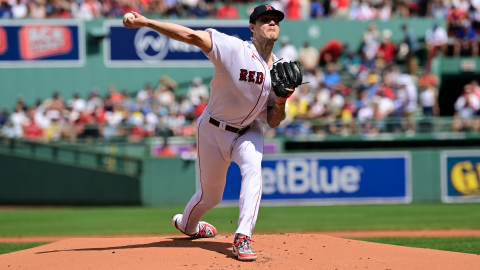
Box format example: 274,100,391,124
123,11,148,29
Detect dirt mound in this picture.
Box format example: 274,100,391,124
0,234,479,269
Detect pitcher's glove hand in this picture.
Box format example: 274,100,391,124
270,61,303,98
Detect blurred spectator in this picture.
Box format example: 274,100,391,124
108,84,123,104
285,0,301,20
428,0,448,20
10,104,27,138
425,24,448,68
137,83,155,106
216,0,238,19
323,63,341,88
0,108,9,127
275,36,298,63
67,92,87,113
419,83,439,117
454,20,479,57
0,0,13,18
330,0,349,19
310,0,324,18
187,77,209,106
22,108,43,141
401,24,419,75
376,33,396,65
86,89,104,113
447,5,467,32
270,0,285,12
299,41,319,71
453,83,480,131
362,23,380,61
11,0,27,18
349,0,376,21
320,39,344,65
194,96,208,118
28,0,46,18
377,0,392,21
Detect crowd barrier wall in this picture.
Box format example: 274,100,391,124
1,145,478,205
0,151,141,205
0,18,444,109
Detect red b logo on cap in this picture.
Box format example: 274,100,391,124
265,4,272,10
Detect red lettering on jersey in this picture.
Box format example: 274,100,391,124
265,4,272,10
255,72,264,85
239,69,248,81
248,71,256,83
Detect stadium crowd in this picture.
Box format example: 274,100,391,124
0,28,478,143
1,0,480,21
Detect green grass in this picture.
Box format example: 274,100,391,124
353,237,480,255
0,243,49,255
0,204,479,236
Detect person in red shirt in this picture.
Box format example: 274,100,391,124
320,39,344,65
376,36,396,64
216,0,239,19
23,119,43,141
194,96,208,118
285,0,302,19
447,7,466,32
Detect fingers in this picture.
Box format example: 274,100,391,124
131,11,141,17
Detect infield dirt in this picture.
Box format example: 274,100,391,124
1,233,479,269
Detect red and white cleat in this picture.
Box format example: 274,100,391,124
232,235,257,261
172,214,217,238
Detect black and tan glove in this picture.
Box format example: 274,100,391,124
270,61,303,98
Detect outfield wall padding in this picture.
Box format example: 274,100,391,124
0,152,140,205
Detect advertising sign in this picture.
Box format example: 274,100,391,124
441,150,480,203
104,20,250,67
0,20,84,67
219,152,411,206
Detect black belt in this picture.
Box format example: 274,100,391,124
209,117,250,135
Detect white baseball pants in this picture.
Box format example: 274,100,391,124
176,111,263,238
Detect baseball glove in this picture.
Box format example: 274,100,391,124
270,61,303,98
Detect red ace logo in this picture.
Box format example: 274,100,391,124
19,24,72,60
265,4,272,10
0,27,7,55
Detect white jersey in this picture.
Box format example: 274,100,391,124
203,28,278,128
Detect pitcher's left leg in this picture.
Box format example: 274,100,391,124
231,120,264,238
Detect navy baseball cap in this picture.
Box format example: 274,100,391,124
249,4,285,24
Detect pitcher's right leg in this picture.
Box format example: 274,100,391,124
174,118,232,236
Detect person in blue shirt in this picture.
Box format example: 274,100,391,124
454,21,479,57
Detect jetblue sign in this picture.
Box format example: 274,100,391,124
104,20,250,67
0,20,84,68
441,150,480,203
220,152,411,206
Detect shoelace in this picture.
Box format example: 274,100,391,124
234,236,255,247
197,224,207,236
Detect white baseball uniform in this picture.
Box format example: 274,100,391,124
174,28,281,238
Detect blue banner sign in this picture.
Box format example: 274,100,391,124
0,20,84,67
220,152,411,206
441,150,480,203
104,20,250,67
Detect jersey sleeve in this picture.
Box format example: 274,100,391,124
203,28,245,73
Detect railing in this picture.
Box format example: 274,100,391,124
3,116,480,144
0,137,143,177
276,116,480,141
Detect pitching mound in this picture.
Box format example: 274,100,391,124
1,234,479,269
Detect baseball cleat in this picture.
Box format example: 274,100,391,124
232,235,257,261
172,214,183,230
172,214,217,238
195,221,217,238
